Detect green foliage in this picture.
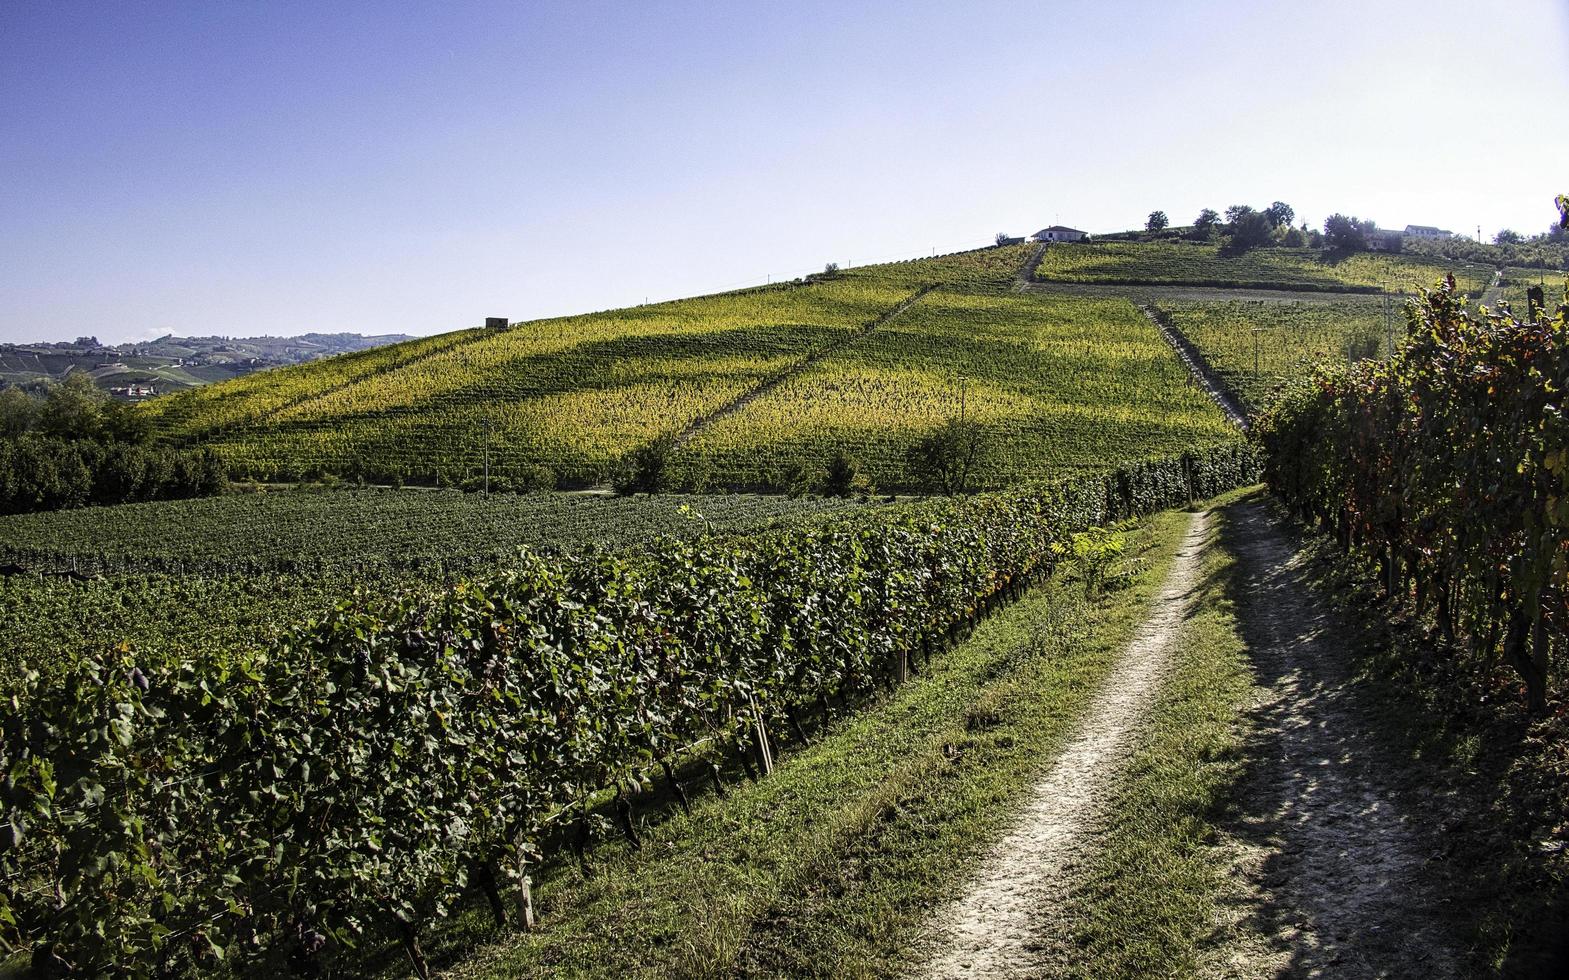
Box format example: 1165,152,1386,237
821,450,871,497
905,417,988,494
1065,525,1127,596
0,489,876,578
1255,277,1568,712
1323,213,1371,252
1035,241,1486,294
0,447,1258,976
1146,211,1168,232
0,437,226,515
613,432,677,495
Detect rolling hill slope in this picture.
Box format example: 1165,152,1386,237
142,244,1238,490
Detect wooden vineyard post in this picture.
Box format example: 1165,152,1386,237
749,694,775,777
746,693,771,774
895,647,909,685
515,845,537,932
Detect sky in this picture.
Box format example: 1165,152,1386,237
2,0,1566,345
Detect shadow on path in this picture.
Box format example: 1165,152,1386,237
1204,500,1463,979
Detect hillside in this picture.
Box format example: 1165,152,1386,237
142,244,1238,490
0,330,415,397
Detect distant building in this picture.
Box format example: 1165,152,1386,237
1029,226,1088,243
111,383,157,398
996,236,1025,246
485,317,509,329
1403,224,1453,240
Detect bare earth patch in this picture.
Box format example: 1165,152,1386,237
1201,501,1463,979
914,509,1212,978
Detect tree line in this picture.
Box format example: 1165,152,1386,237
0,373,225,514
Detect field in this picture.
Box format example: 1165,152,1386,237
0,569,391,694
138,246,1242,491
1496,265,1569,312
676,289,1236,488
1152,298,1394,415
0,488,877,575
1035,241,1489,295
147,280,915,485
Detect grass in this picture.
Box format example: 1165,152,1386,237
356,505,1201,979
1047,490,1257,977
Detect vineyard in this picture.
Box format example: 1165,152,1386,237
0,446,1260,977
675,289,1236,488
147,280,917,486
1496,266,1569,312
133,246,1246,491
1034,241,1490,295
1150,298,1394,415
1256,279,1567,711
0,488,876,575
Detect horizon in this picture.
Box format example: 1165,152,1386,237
3,0,1567,346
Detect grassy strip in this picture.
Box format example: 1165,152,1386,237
396,507,1199,979
1046,493,1256,976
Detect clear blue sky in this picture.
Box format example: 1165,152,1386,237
2,0,1566,344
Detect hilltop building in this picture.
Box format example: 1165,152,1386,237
1403,224,1453,239
1029,226,1087,243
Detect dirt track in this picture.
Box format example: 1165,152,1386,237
1200,502,1461,979
910,501,1462,978
916,510,1211,978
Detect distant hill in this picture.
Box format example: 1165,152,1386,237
0,331,417,398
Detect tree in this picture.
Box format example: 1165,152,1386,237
1495,228,1523,245
994,232,1012,246
1264,201,1295,228
0,388,39,439
1223,205,1272,253
1192,208,1220,239
822,450,871,497
1323,213,1367,252
612,433,676,495
1146,211,1168,232
823,262,840,275
905,418,987,494
39,371,108,440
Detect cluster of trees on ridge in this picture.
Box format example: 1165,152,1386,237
0,373,225,514
1133,201,1569,268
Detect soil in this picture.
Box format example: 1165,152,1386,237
915,509,1212,978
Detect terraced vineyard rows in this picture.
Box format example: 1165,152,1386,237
1035,242,1489,295
0,489,877,575
155,280,916,485
1151,299,1393,415
676,289,1237,489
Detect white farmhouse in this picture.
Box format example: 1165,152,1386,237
1029,225,1088,243
1403,224,1453,240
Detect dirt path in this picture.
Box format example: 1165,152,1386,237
915,509,1212,978
1138,303,1249,431
1201,501,1463,979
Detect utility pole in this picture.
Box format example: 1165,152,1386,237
1383,279,1393,356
